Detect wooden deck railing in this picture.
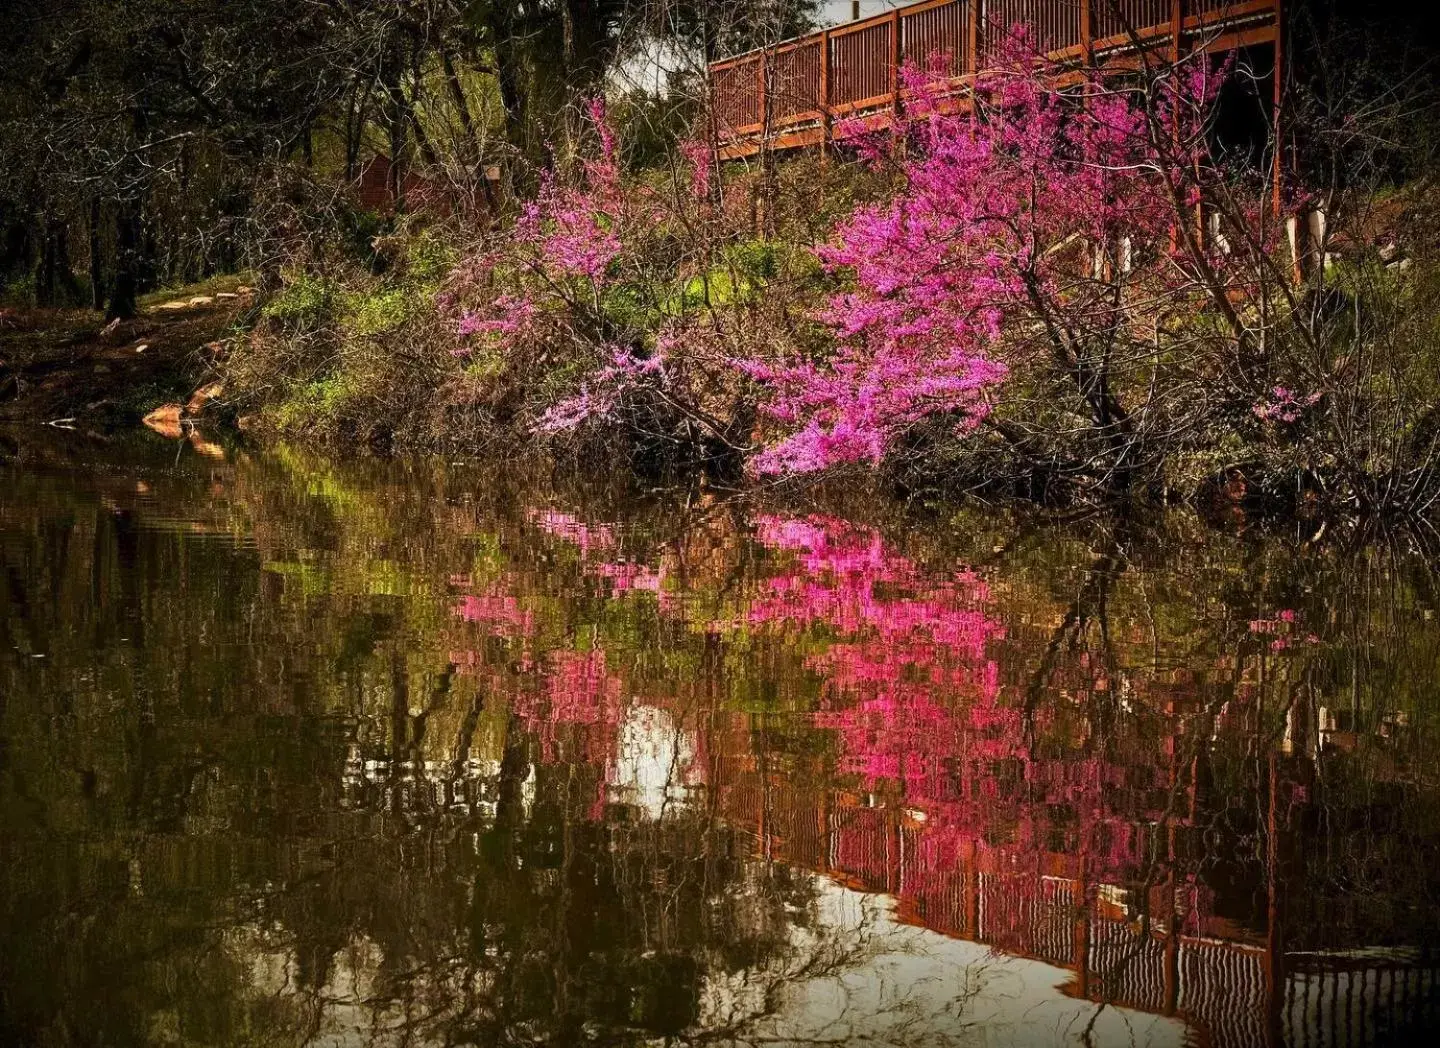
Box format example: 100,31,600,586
708,0,1282,158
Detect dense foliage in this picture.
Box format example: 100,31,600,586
0,0,817,316
7,2,1440,517
408,36,1440,514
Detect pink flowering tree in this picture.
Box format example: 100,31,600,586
439,42,1359,501
442,99,773,457
742,41,1296,491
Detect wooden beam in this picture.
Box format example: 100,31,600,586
1273,0,1285,223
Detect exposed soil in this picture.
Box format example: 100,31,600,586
0,278,251,435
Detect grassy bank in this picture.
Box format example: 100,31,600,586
213,125,1440,522
13,60,1434,521
221,153,883,462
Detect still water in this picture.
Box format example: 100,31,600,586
2,435,1439,1047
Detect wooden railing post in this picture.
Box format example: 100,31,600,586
820,29,832,157
890,9,902,121
1081,0,1093,65
1273,0,1286,226
968,0,982,75
757,54,768,140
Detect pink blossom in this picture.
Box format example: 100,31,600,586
1253,386,1321,424
746,44,1236,475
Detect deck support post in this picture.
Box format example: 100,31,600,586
755,51,770,159
1287,207,1327,283
964,838,980,938
1264,752,1286,1047
1073,865,1090,998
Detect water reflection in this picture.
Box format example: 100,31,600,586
2,435,1439,1046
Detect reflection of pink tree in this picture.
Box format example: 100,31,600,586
517,647,626,766
740,515,1166,888
456,507,1177,890
742,516,1016,801
448,518,663,816
454,592,536,639
525,508,618,555
527,508,668,602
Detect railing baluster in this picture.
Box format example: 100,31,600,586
708,0,1279,156
970,0,982,73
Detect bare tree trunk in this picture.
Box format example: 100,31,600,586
344,82,366,181
441,49,478,161
408,70,441,169
383,49,410,209
493,29,536,194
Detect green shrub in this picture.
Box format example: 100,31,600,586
406,231,456,284
272,373,361,431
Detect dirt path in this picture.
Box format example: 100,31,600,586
0,280,251,434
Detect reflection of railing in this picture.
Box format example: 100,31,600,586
716,773,1439,1048
708,0,1282,158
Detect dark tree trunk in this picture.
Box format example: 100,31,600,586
88,199,104,311
35,216,79,308
33,221,57,307
408,98,441,169
382,47,409,209
344,83,365,182
441,49,478,160
107,201,140,321
493,32,535,194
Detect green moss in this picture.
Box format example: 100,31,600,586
260,273,335,324
340,285,418,336
271,373,362,432
601,283,660,332
725,239,780,282
406,231,457,283
463,348,506,380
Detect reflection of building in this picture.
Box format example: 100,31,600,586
612,705,701,818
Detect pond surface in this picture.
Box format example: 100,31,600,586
2,435,1439,1047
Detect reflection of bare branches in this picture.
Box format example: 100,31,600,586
680,890,990,1048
